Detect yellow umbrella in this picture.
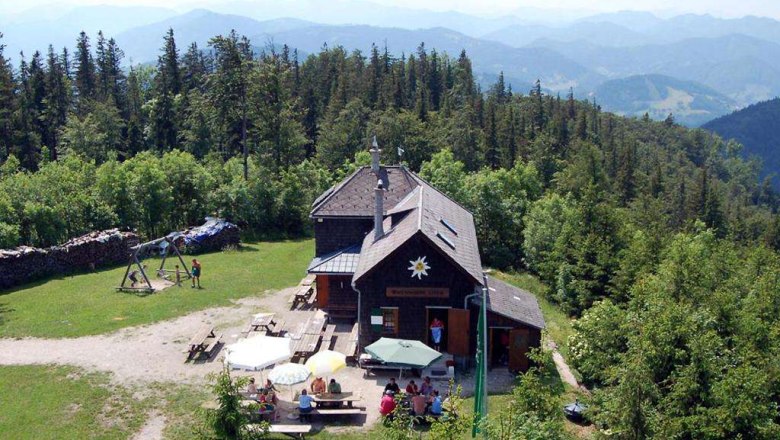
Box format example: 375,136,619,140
305,350,347,377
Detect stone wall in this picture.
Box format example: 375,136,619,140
0,229,139,290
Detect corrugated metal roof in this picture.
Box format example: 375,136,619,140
476,277,546,329
307,244,362,274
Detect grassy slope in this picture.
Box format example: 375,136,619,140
0,240,313,338
0,365,148,439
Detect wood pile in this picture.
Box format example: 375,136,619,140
0,229,138,289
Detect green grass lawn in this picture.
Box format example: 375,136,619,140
0,240,313,338
0,365,148,439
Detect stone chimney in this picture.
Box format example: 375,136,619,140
374,179,384,241
370,136,381,174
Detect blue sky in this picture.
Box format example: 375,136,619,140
2,0,778,19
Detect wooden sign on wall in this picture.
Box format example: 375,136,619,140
386,287,449,298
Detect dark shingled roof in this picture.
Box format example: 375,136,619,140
353,182,484,285
307,244,361,275
310,166,419,218
476,277,546,329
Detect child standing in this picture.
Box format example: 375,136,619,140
191,259,202,288
174,265,182,286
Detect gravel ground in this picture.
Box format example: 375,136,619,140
0,286,521,436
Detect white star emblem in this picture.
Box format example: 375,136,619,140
408,256,430,279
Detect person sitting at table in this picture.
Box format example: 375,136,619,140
379,390,396,419
262,378,277,393
405,380,418,395
311,376,326,394
411,392,427,417
298,389,315,422
420,376,434,396
247,377,258,395
384,377,401,395
258,390,279,421
430,390,443,416
327,378,342,394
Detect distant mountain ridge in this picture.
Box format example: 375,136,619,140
7,4,780,127
594,74,736,126
703,98,780,188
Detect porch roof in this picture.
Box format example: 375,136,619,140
474,277,546,330
307,244,361,275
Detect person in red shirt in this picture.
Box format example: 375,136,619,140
379,390,397,419
405,380,419,395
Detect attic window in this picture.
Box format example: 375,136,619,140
439,218,458,235
436,231,456,249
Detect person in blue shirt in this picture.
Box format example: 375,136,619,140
430,390,443,416
298,389,315,422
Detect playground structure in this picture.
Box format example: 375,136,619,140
116,236,191,293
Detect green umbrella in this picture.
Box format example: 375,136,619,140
365,337,442,368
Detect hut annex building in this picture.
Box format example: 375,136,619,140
307,146,545,372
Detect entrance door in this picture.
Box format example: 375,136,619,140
426,307,449,352
508,328,530,372
447,309,469,356
316,275,329,308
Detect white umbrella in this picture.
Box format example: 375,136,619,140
305,350,347,377
268,362,312,419
225,335,292,371
268,362,311,386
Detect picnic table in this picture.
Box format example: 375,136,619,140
290,315,327,356
313,391,360,408
249,313,276,332
359,354,410,380
187,325,222,360
292,285,315,306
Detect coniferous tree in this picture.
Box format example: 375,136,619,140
73,32,96,107
0,34,15,160
43,46,70,159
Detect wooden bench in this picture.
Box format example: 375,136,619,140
345,322,359,359
325,304,357,322
246,423,312,439
310,408,364,416
318,324,335,352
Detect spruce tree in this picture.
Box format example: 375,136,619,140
73,31,96,106
0,33,16,160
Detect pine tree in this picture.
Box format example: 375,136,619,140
43,45,70,159
0,33,16,160
73,31,96,107
428,49,442,111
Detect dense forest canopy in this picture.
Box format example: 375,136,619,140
0,28,779,438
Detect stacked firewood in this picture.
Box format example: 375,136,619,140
0,229,138,289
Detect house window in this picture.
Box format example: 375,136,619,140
381,308,399,335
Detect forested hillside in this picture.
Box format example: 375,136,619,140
704,98,780,188
0,28,779,438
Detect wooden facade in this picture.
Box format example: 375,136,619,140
354,234,477,355
309,162,544,373
314,218,371,256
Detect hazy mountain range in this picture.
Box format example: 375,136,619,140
4,3,780,126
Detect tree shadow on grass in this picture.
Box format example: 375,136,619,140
0,303,15,326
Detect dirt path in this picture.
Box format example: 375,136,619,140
547,341,589,394
0,288,297,385
131,411,166,440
